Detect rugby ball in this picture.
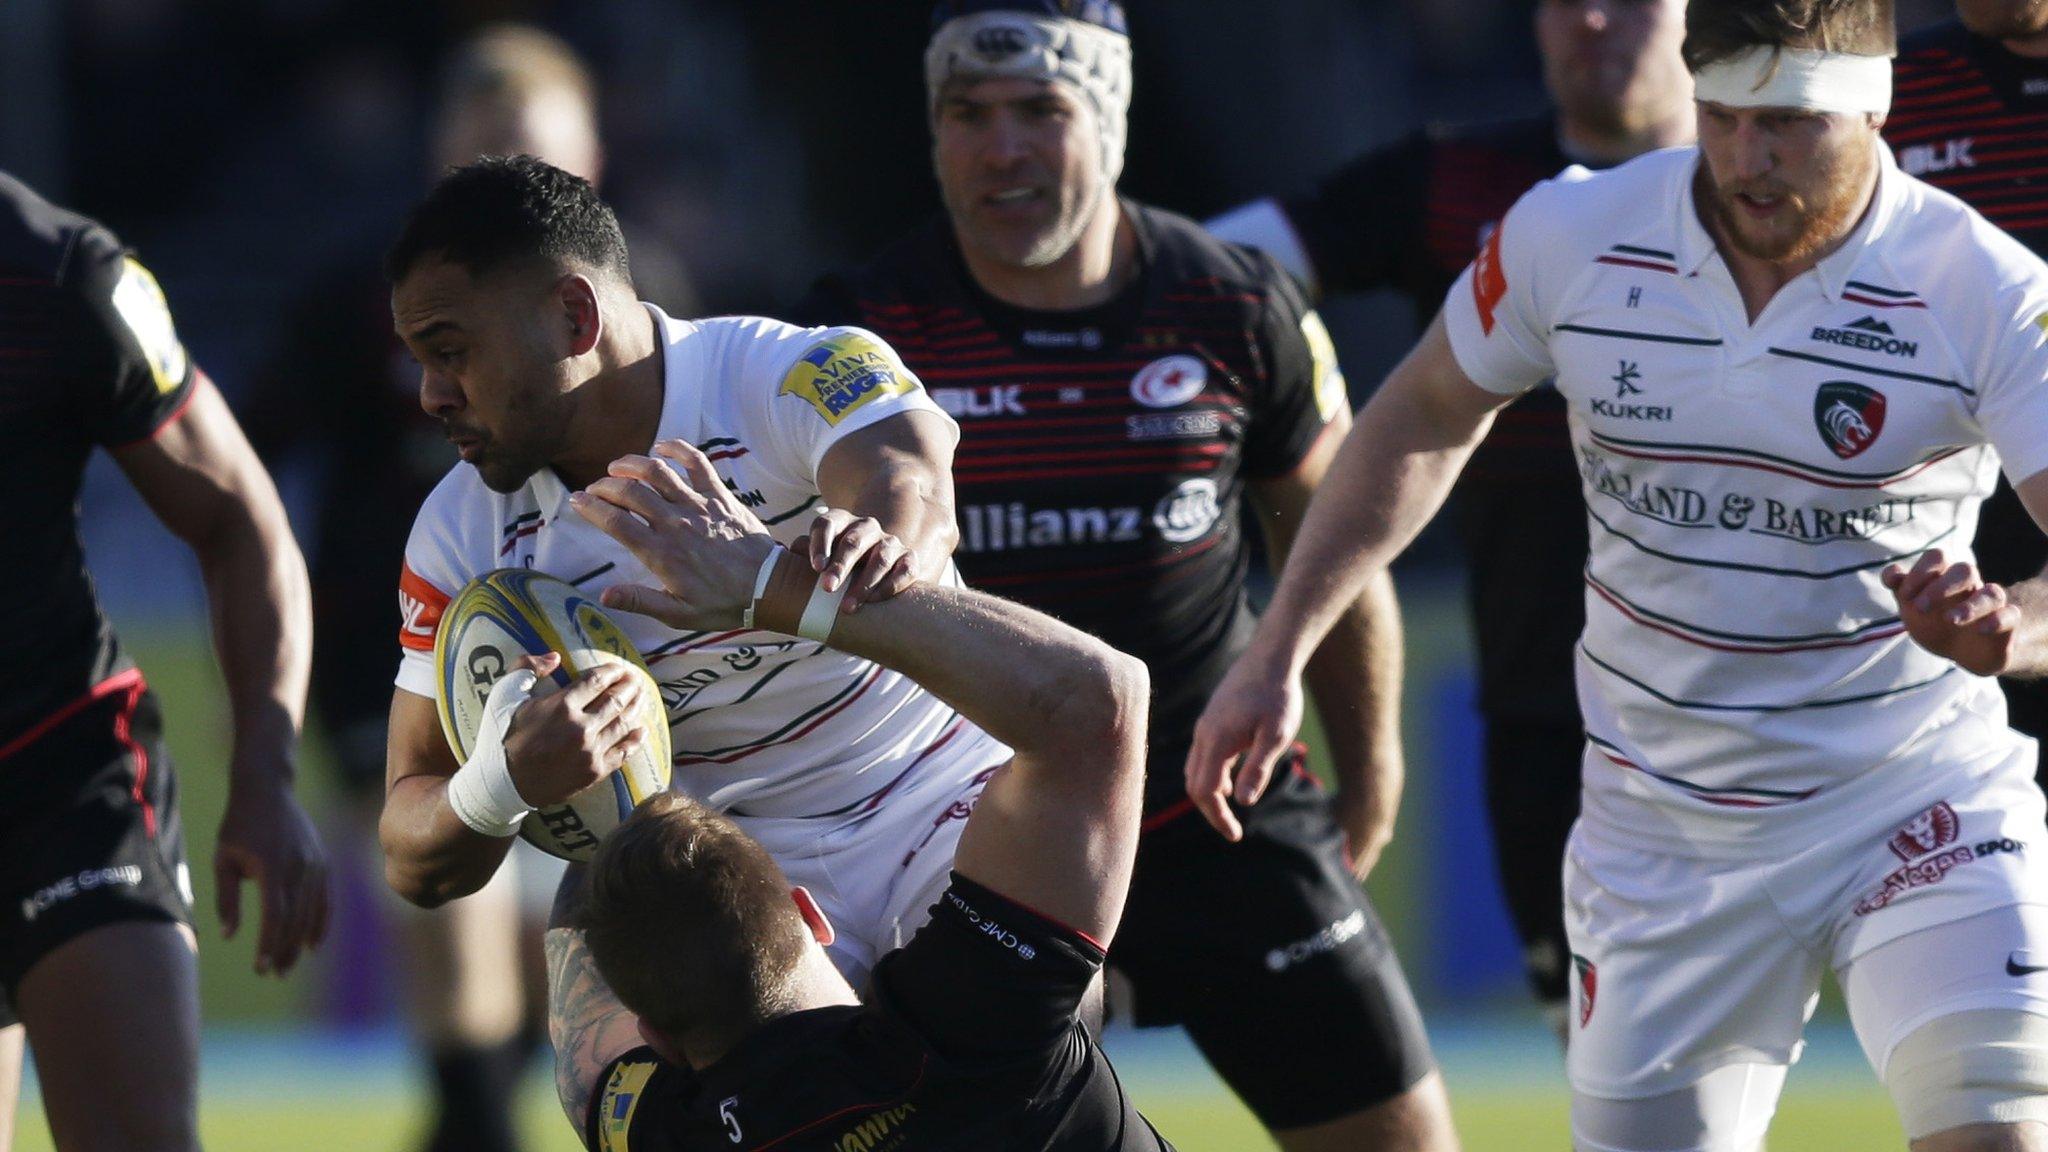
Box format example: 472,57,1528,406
432,568,672,861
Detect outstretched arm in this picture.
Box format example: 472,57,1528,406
1186,313,1511,838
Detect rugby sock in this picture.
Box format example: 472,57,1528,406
424,1044,521,1152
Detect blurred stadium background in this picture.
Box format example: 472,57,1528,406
2,0,1964,1147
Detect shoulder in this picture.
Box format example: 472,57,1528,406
1878,170,2048,347
1135,202,1304,313
404,463,507,585
1496,146,1693,274
0,171,107,285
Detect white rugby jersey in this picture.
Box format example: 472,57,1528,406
395,306,997,819
1443,144,2048,829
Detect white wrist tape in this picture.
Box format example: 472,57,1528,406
446,669,538,837
1693,46,1892,115
798,571,845,643
741,544,786,631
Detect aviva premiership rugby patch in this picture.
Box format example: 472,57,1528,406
596,1059,657,1151
781,331,916,426
110,257,189,395
1300,310,1348,422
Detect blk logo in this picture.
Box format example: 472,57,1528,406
1611,360,1642,399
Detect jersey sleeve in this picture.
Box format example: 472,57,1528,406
752,324,959,482
1966,277,2048,486
392,474,481,698
1440,176,1572,396
868,872,1105,1066
1240,261,1348,479
1278,132,1434,298
584,1047,690,1152
64,227,198,446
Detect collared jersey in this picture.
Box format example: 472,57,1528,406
584,874,1172,1152
395,308,997,819
796,204,1343,810
1443,144,2048,840
0,171,197,753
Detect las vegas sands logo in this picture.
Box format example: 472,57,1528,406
1813,381,1886,460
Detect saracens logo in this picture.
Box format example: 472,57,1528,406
1814,381,1887,460
1889,800,1960,862
1572,953,1598,1028
1131,355,1209,409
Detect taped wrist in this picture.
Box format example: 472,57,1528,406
446,669,538,837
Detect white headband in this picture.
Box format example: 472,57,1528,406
1693,46,1892,115
926,11,1134,186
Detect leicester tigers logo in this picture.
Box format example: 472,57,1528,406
1813,381,1887,459
1572,953,1598,1028
1888,801,1960,863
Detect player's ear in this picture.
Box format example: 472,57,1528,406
556,273,603,357
791,886,836,947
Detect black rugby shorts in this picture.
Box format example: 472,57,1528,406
1480,718,1584,1006
0,675,193,1022
1110,755,1436,1130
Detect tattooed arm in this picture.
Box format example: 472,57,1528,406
546,866,644,1147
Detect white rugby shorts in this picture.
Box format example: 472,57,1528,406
1564,736,2048,1102
737,721,1011,988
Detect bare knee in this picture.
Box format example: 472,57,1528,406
1274,1071,1461,1152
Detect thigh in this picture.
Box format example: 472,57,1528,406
0,688,193,1003
1840,903,2048,1086
1571,1061,1787,1152
1564,828,1822,1102
1112,770,1436,1131
1482,719,1585,1006
17,921,200,1152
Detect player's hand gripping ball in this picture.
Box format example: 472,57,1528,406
433,569,672,861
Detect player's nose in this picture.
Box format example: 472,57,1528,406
418,366,464,418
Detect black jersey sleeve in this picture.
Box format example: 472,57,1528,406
584,1045,691,1152
65,227,197,446
869,873,1106,1065
1238,263,1345,480
1279,131,1434,297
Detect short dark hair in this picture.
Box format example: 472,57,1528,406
1683,0,1896,72
384,154,631,285
578,794,811,1043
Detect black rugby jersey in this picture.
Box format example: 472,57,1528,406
1278,115,1587,725
0,172,196,752
1888,26,2048,735
797,203,1339,808
584,875,1172,1152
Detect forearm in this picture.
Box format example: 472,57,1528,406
196,508,311,789
378,776,516,907
1301,568,1404,794
545,926,642,1149
1256,386,1490,676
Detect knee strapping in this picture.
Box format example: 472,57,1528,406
1885,1009,2048,1140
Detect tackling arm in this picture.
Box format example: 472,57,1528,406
111,376,328,974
